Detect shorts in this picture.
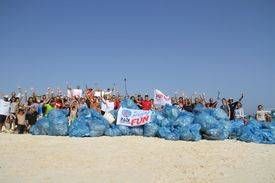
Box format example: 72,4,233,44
0,115,7,124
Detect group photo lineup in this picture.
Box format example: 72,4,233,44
0,0,274,183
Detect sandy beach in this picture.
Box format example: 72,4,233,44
0,134,274,183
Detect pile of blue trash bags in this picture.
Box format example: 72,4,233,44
30,99,275,144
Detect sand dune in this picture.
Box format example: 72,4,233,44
0,134,274,183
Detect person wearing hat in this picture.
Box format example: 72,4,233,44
0,95,11,131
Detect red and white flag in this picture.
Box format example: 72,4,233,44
153,89,172,106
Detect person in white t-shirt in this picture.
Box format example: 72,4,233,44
104,88,113,96
256,105,266,122
100,95,114,115
234,102,245,120
0,95,11,131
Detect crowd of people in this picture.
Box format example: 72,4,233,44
0,87,272,134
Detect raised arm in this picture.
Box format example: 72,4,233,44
238,93,244,102
201,93,207,104
216,91,221,101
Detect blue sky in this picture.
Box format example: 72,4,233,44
0,0,274,113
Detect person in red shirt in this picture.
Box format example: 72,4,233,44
54,97,63,109
114,95,121,110
141,95,152,110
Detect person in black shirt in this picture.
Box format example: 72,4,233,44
228,93,244,120
220,98,230,117
183,98,193,112
26,107,38,126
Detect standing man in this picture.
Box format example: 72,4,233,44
255,105,267,122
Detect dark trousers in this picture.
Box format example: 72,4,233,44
18,125,25,134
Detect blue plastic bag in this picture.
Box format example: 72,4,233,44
194,112,219,131
30,118,49,135
159,118,172,127
78,107,91,118
212,108,229,120
104,126,122,137
109,110,118,120
118,125,131,135
230,120,244,139
151,111,165,123
162,105,180,120
48,115,68,136
193,104,205,114
239,121,275,144
158,127,180,141
48,109,67,119
238,121,262,143
202,128,224,140
173,114,194,127
88,119,109,137
179,124,201,141
144,122,159,137
268,122,275,135
68,118,90,137
121,99,139,109
261,129,275,144
130,127,144,136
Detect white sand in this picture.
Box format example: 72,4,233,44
0,134,274,183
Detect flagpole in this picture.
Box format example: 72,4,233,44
124,77,128,98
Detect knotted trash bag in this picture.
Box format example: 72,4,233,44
48,110,68,136
230,120,244,139
68,118,90,137
179,124,201,141
87,118,109,137
144,122,159,137
239,121,263,143
78,107,92,118
162,105,180,120
158,127,180,141
193,104,205,114
118,125,131,135
104,125,122,137
173,114,194,127
30,118,50,135
239,121,275,144
212,108,229,120
130,126,144,136
194,112,219,131
121,99,139,109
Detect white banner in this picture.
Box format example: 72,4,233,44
67,89,83,98
153,89,171,106
117,108,152,127
93,91,112,97
0,99,10,116
94,91,102,97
